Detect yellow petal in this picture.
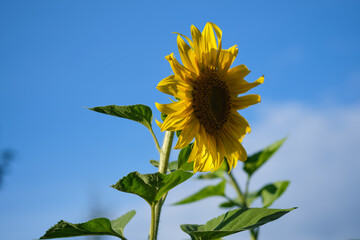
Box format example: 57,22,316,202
174,116,199,149
230,75,264,95
226,64,251,86
165,53,194,80
191,25,203,64
161,105,193,131
155,101,189,115
155,118,162,129
202,23,217,54
218,45,238,71
177,35,198,75
156,75,192,100
232,94,261,110
173,32,194,49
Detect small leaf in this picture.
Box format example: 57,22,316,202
259,181,290,207
40,210,136,239
174,180,226,205
89,104,153,130
218,197,242,208
181,207,296,240
112,170,193,205
243,137,287,176
149,160,178,172
178,143,194,171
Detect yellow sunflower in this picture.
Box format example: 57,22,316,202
156,22,263,172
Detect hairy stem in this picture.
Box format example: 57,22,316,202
149,131,174,240
150,127,162,153
228,171,247,207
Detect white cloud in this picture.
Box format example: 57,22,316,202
125,101,360,240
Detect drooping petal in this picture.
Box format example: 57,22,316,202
174,115,200,149
232,94,261,110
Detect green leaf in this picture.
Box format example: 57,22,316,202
178,143,194,171
181,207,295,240
218,197,242,208
40,210,136,240
174,180,226,205
112,170,193,205
149,160,178,172
243,137,287,176
246,191,260,207
259,181,290,207
89,104,153,130
110,210,136,236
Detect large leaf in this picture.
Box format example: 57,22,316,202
181,207,295,240
174,180,226,205
177,143,194,171
243,137,286,176
259,181,290,207
40,210,136,240
112,170,193,205
89,104,153,130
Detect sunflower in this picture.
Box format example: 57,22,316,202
156,23,263,172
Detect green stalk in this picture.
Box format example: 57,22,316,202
228,171,246,207
148,131,174,240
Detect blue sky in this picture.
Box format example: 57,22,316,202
0,0,359,239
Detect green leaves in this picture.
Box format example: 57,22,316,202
243,137,287,176
112,170,193,205
174,180,226,205
89,104,153,130
177,143,194,171
40,210,136,240
181,208,295,240
258,181,290,207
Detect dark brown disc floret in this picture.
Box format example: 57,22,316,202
192,70,231,135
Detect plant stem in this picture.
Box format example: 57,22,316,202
250,228,259,240
158,131,174,174
149,204,156,240
150,127,162,153
228,171,247,207
149,131,174,240
243,175,251,204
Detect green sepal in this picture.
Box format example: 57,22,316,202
112,170,193,205
174,180,226,205
89,104,153,130
40,210,136,240
243,137,287,176
181,207,296,240
149,159,178,172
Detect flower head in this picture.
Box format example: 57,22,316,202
156,23,263,172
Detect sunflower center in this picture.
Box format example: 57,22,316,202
192,70,231,135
